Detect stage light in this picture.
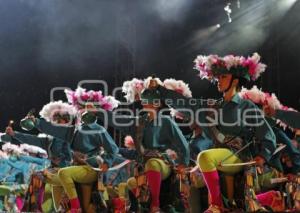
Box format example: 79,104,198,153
224,3,232,23
216,24,221,28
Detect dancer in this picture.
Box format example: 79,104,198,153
152,53,277,212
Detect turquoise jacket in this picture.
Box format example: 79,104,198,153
0,156,49,184
98,112,190,166
158,86,276,162
3,132,72,168
35,119,118,167
275,110,300,129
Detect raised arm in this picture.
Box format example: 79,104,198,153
13,132,48,150
244,102,276,162
35,118,75,142
275,110,300,129
98,128,119,167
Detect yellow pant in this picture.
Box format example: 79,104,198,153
197,148,243,173
57,165,98,199
127,158,171,190
44,171,61,186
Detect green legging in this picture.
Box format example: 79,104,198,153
197,148,243,173
44,166,97,212
57,165,97,199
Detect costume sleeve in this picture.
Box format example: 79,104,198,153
164,117,190,166
244,102,276,162
35,118,74,142
13,132,48,150
98,128,119,167
275,110,300,129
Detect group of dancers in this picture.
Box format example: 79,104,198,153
1,52,300,213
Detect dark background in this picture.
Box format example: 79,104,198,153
0,0,299,130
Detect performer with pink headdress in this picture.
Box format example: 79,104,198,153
150,53,277,212
24,87,119,213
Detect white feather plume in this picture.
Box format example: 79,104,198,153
2,143,24,155
20,144,48,157
39,101,77,122
122,78,145,103
163,78,192,97
239,86,265,104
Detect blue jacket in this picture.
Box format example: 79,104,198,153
0,156,49,184
98,112,190,166
5,132,72,168
35,119,118,167
158,86,277,162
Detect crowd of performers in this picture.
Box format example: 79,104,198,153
1,52,300,213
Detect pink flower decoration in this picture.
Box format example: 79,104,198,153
101,102,113,111
175,88,184,94
124,136,135,149
80,92,90,101
194,53,266,81
64,87,119,111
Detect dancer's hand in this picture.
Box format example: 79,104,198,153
5,126,15,136
73,151,87,165
99,163,109,172
254,155,265,167
287,173,297,182
27,115,36,123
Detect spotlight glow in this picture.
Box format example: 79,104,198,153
278,0,298,11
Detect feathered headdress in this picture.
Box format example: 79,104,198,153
20,144,48,157
64,87,120,111
239,86,297,129
194,53,266,81
163,78,192,98
122,77,192,103
122,78,146,103
39,101,77,122
2,143,24,155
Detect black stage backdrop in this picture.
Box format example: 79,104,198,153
0,0,300,130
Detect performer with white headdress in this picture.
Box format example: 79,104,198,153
4,100,75,168
2,101,76,212
97,76,190,213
